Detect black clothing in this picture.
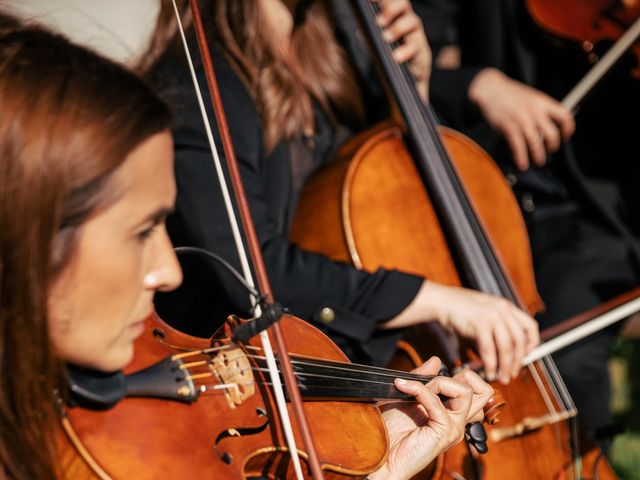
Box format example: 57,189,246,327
415,0,640,437
152,25,422,367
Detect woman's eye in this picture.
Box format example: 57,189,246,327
137,224,158,241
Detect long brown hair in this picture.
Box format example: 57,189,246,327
210,0,365,151
0,19,170,479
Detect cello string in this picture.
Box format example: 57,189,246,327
541,354,580,475
364,0,427,132
366,0,512,294
366,0,560,405
542,356,575,413
526,359,580,477
522,358,576,469
526,362,558,414
169,3,304,477
369,2,583,470
542,356,581,478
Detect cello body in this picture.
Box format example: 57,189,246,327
289,122,617,479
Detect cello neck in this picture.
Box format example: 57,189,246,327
349,0,520,304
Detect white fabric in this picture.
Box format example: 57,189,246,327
0,0,159,67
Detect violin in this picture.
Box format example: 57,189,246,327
58,312,399,479
289,0,617,478
57,250,504,479
526,0,640,78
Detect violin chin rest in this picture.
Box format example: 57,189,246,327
66,355,200,412
66,365,126,411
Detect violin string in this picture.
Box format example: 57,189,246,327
248,366,419,388
239,347,436,382
172,344,232,360
176,342,437,383
194,380,420,402
192,378,418,398
181,351,432,387
237,352,436,384
186,362,423,390
185,365,253,382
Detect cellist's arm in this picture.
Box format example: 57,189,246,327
381,281,540,384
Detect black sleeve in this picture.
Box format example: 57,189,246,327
430,66,483,129
412,0,459,55
154,52,422,366
411,0,484,130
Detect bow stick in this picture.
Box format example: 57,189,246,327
171,1,325,478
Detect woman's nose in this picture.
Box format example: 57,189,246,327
144,228,183,292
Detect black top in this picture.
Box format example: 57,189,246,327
417,0,640,263
152,16,423,366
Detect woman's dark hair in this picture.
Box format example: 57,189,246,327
0,16,170,479
210,0,365,151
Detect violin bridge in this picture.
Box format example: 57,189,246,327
211,347,255,409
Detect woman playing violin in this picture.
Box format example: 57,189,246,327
0,17,492,479
153,0,539,387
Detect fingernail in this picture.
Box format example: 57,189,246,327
500,375,510,385
396,378,407,385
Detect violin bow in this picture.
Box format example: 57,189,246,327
170,1,325,478
562,15,640,112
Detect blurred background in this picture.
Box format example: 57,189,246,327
0,1,637,477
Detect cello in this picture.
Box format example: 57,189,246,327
289,0,616,477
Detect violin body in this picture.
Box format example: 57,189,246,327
526,0,640,77
59,312,388,479
290,122,616,479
